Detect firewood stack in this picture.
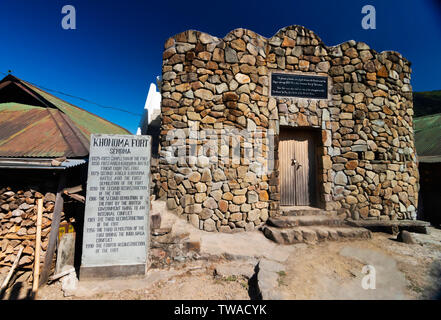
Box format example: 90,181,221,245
0,187,66,284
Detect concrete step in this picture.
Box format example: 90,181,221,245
262,225,372,245
268,215,347,228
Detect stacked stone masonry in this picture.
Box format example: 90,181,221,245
157,25,419,232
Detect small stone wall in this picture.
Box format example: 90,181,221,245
157,25,419,232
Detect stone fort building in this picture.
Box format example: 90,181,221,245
155,25,419,233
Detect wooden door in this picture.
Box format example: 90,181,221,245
279,129,316,206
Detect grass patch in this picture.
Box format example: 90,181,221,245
224,275,238,282
240,280,249,290
277,270,287,287
214,275,249,290
277,271,286,277
214,275,238,285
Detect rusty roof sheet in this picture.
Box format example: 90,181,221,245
24,80,131,139
0,157,87,169
0,75,131,158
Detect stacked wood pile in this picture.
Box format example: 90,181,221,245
0,187,66,284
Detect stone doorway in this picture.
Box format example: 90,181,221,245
278,127,320,207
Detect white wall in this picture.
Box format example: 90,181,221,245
137,81,161,135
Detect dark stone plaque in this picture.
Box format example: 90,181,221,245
271,73,328,99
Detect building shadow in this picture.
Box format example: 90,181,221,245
0,281,34,300
421,259,441,300
247,264,262,300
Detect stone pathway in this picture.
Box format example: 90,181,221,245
155,200,297,263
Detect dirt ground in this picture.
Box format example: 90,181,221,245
1,260,252,300
2,227,441,300
278,229,441,299
48,264,250,300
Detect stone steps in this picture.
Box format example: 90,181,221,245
280,206,329,216
268,215,347,228
263,207,372,244
263,207,371,244
262,225,372,245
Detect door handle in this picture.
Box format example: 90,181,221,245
292,159,302,169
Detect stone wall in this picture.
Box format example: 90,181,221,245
157,25,419,232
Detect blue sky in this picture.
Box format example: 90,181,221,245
0,0,440,133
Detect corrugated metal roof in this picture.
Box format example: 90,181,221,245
414,112,441,162
0,157,87,169
24,80,131,138
0,75,131,158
